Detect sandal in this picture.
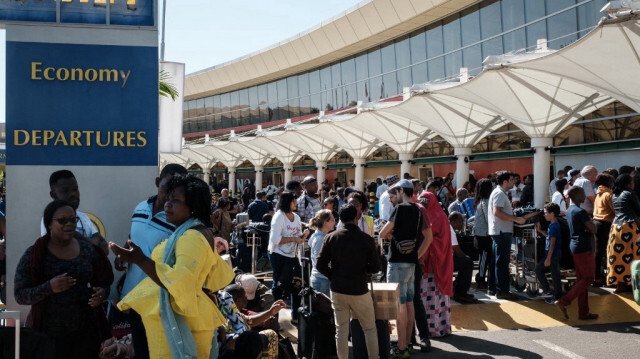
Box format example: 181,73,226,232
579,313,599,320
554,301,569,320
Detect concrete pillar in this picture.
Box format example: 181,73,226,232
354,158,366,191
399,153,413,179
316,161,327,187
203,171,210,185
455,147,472,191
531,137,553,209
283,163,293,185
228,167,236,194
255,165,264,191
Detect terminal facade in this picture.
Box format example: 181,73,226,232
179,0,639,189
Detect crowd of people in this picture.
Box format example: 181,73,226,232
2,162,640,358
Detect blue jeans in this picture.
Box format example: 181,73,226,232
387,262,415,304
535,257,562,299
310,274,331,297
269,252,301,320
491,233,513,294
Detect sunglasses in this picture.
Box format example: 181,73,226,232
52,217,80,225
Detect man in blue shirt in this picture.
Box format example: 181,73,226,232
116,163,187,358
535,202,563,303
555,186,598,321
247,191,271,222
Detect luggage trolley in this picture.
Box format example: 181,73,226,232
511,222,540,296
244,224,272,281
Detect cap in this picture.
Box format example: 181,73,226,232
385,175,399,187
236,274,259,300
303,175,317,185
568,169,580,178
392,179,414,189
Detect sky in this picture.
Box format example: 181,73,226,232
0,0,366,123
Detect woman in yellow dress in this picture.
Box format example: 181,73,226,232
110,175,235,358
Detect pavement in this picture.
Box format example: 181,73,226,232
279,285,640,358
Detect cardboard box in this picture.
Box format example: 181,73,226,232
352,282,400,320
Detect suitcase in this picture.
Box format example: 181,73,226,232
632,260,640,305
350,318,391,359
297,257,337,359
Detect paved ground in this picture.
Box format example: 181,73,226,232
279,288,640,358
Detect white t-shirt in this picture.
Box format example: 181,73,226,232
450,225,458,246
379,191,393,221
268,210,302,258
510,184,524,202
40,210,98,238
488,186,514,235
551,191,567,212
573,177,594,214
376,183,388,199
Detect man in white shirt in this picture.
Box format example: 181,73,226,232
41,170,107,255
375,176,387,200
379,175,399,221
509,174,524,205
573,165,597,216
488,171,526,300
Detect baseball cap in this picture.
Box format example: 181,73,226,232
236,274,259,300
385,175,399,187
392,179,413,189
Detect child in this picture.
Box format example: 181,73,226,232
555,186,598,320
535,203,563,304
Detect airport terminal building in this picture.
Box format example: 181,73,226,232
173,0,640,201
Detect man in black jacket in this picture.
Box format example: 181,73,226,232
317,205,380,359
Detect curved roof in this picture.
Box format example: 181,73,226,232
184,0,478,100
165,15,640,170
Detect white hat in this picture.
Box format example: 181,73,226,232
236,274,259,300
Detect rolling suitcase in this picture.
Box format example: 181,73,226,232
632,260,640,305
297,257,336,359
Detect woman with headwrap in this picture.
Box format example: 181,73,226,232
417,191,453,337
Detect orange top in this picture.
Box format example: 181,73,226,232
593,186,614,222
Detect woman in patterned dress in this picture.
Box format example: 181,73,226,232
606,173,640,293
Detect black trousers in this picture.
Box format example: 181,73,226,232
413,263,430,341
593,220,611,281
129,309,150,359
453,255,473,296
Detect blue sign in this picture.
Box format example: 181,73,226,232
0,0,154,26
6,41,158,166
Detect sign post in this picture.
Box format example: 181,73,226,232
2,1,160,321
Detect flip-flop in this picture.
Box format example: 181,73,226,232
579,313,599,320
555,301,569,320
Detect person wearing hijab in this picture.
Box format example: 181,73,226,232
417,191,453,337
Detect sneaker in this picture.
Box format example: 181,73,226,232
419,338,432,352
544,297,556,304
487,290,496,296
391,347,411,359
538,291,553,297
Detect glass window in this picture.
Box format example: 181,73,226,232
410,30,428,84
195,98,205,118
381,43,397,97
342,58,357,107
183,101,190,122
276,79,288,102
288,75,299,101
249,86,259,124
617,116,640,140
577,0,607,36
213,95,221,114
331,63,343,109
480,0,503,58
502,0,526,52
239,89,250,125
460,6,482,73
220,93,231,128
368,49,383,101
188,100,197,119
546,0,577,49
426,24,445,81
309,70,321,112
300,95,311,115
230,90,240,127
204,96,214,115
525,0,547,49
355,54,369,102
395,37,411,92
443,14,462,78
320,66,332,110
298,73,310,96
267,82,278,108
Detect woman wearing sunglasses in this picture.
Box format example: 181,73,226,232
14,199,114,358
